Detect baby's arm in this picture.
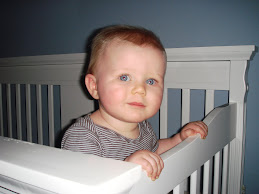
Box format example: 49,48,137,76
125,121,207,180
156,121,208,155
124,150,164,181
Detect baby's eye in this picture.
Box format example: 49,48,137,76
119,75,130,81
146,79,156,85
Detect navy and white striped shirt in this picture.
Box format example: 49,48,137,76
61,114,159,160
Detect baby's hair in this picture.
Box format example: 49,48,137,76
87,25,165,74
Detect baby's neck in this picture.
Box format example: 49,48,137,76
90,110,140,139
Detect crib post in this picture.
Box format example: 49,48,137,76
228,60,248,194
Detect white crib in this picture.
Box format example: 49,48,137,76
0,45,255,194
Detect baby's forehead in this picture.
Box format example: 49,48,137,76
105,38,157,50
102,38,166,59
96,38,166,72
103,38,134,51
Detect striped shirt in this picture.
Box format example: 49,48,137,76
61,114,159,160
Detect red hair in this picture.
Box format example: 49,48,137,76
87,25,165,74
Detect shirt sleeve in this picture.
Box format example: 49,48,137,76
145,120,159,153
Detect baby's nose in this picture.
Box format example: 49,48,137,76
131,83,146,96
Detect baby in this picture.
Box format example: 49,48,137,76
61,25,208,181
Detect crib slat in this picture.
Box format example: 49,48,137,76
36,84,43,144
7,84,12,138
0,84,3,136
182,89,190,125
26,84,32,142
205,90,214,114
181,89,190,192
222,144,230,194
203,159,213,194
16,84,22,140
213,151,222,194
190,169,200,194
160,88,168,138
173,182,185,194
203,90,214,194
48,85,55,147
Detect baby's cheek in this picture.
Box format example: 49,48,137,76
146,93,163,117
152,92,163,108
103,88,126,105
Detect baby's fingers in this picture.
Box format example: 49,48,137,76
125,150,164,181
149,153,164,180
197,121,208,133
196,121,208,138
192,121,208,139
141,153,164,181
181,121,208,140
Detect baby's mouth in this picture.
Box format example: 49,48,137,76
128,102,145,108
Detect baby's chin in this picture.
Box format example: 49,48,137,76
121,116,151,124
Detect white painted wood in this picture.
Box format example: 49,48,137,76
0,53,96,133
205,90,214,114
160,88,168,138
7,84,12,138
130,104,237,193
0,45,255,194
0,45,254,133
15,84,22,140
0,53,86,67
173,182,185,194
0,103,237,194
48,85,55,147
173,185,180,194
228,60,249,194
36,84,43,144
0,45,253,68
25,84,32,142
0,63,84,85
190,169,200,194
0,136,141,194
166,61,230,90
222,144,230,194
203,159,213,194
213,151,222,194
203,90,214,194
181,89,190,193
182,89,190,126
166,45,255,61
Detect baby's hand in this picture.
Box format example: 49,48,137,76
180,121,208,141
125,150,164,181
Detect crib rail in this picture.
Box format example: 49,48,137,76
0,136,141,194
0,103,236,194
130,103,237,194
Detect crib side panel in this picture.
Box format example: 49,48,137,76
165,61,230,90
160,61,230,139
130,104,237,193
0,54,95,147
159,45,255,194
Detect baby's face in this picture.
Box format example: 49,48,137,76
94,41,166,123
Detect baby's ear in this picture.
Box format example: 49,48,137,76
85,74,99,99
